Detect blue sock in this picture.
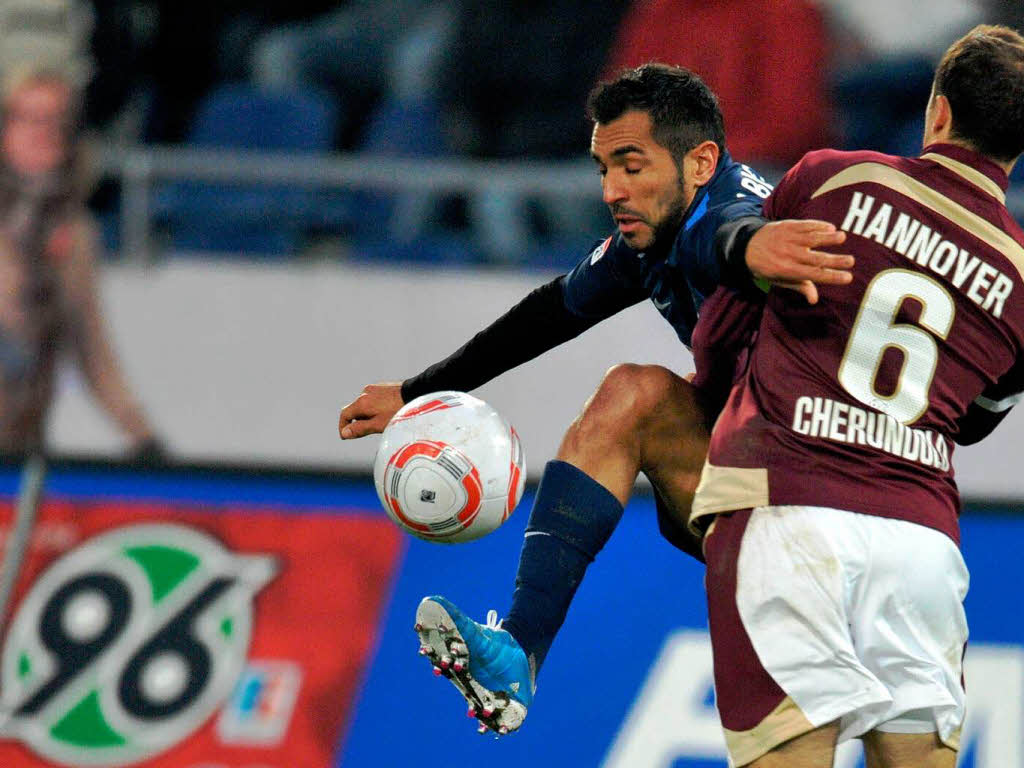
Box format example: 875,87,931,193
502,460,624,676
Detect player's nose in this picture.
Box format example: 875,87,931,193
602,177,627,206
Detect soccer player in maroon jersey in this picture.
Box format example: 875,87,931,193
696,25,1024,767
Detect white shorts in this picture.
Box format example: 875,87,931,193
704,505,969,766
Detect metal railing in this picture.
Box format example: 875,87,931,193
97,143,1024,263
97,144,598,262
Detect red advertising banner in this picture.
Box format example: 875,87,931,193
0,498,404,768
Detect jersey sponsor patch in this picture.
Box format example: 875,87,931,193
590,237,613,265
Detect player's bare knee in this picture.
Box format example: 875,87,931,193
590,364,676,430
561,365,655,453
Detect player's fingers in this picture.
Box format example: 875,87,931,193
340,416,387,440
800,229,847,248
338,412,360,439
798,279,819,305
339,401,377,438
812,267,855,285
340,393,379,424
766,254,852,283
790,219,839,234
809,251,854,270
771,278,819,304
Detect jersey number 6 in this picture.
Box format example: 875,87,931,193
838,269,956,425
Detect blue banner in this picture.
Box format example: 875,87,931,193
0,464,1018,767
346,491,1024,768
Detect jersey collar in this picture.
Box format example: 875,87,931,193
678,148,731,231
919,143,1009,204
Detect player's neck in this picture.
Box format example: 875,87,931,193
927,137,1016,176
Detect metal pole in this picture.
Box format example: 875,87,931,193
0,454,48,637
121,150,153,265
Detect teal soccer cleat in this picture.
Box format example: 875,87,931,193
415,595,534,735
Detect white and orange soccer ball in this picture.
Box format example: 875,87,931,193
373,391,526,543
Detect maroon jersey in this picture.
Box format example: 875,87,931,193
691,143,1024,544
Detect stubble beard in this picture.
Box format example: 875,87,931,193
647,179,690,252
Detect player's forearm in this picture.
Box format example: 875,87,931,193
401,276,600,401
714,216,768,290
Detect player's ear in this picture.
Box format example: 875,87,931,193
687,140,720,186
930,93,955,140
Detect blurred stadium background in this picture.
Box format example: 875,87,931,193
0,0,1021,766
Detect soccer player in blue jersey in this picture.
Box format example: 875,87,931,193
339,64,851,734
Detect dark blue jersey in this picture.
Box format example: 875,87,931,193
402,152,774,402
561,151,772,346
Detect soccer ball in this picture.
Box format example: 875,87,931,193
374,391,526,543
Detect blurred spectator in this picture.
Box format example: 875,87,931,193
141,0,252,143
84,0,148,133
441,0,628,161
437,0,629,260
605,0,834,169
250,0,453,150
0,0,93,86
0,66,159,454
817,0,983,155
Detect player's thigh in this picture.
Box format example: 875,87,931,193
745,721,839,768
630,368,711,555
632,367,711,499
863,730,957,768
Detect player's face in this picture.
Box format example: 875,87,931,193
591,110,692,250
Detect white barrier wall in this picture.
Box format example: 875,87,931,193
49,259,1024,500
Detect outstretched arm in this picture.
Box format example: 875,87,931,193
717,216,854,304
339,237,649,440
338,277,601,439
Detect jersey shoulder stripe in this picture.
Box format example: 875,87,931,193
920,152,1005,203
810,161,1024,279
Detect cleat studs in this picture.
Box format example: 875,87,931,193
481,707,494,718
451,642,468,655
477,724,488,735
452,660,464,672
418,646,430,656
432,666,442,676
466,707,476,718
439,656,451,669
414,623,423,633
498,726,509,735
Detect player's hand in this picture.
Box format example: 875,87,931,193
339,381,405,439
745,219,854,304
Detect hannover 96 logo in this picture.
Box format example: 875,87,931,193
0,524,276,766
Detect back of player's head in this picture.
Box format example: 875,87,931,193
586,63,726,166
933,24,1024,163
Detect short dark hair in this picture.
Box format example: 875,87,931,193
933,24,1024,162
586,63,726,166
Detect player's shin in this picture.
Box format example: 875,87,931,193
501,460,624,676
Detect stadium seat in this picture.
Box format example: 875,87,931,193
154,84,339,256
349,96,453,258
188,84,336,152
347,234,477,265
